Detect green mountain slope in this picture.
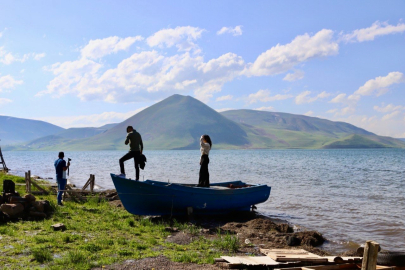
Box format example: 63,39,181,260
322,134,388,148
220,109,405,149
41,95,249,150
0,116,64,145
56,125,116,140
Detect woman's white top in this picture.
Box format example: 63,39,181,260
200,137,211,156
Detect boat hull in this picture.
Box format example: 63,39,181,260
111,173,271,216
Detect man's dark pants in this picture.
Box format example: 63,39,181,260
56,177,67,204
119,151,141,180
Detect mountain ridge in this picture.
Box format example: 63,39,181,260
2,95,405,150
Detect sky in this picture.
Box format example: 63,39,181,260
0,1,404,137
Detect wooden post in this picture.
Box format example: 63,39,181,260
82,174,92,191
361,241,379,270
0,146,9,172
90,175,95,193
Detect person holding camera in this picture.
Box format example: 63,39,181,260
54,151,70,206
118,126,143,180
198,134,212,188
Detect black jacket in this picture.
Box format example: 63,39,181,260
140,154,147,170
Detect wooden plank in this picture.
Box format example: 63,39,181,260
261,249,328,263
81,175,92,191
324,256,362,263
221,256,280,266
276,263,359,270
58,190,95,193
362,241,379,270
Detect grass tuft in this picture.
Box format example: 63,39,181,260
32,247,53,263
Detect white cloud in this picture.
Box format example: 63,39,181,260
246,29,338,76
33,53,46,60
342,21,405,43
304,111,314,116
331,114,405,138
216,95,233,101
215,108,234,112
255,106,275,111
247,89,293,104
147,26,205,52
354,72,405,97
0,47,46,64
39,109,144,128
0,75,23,92
326,109,338,114
217,26,243,36
330,93,347,104
295,91,330,104
41,46,245,103
382,110,402,121
283,70,304,81
0,98,12,105
81,36,143,59
374,104,404,113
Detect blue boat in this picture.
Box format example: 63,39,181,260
110,173,271,216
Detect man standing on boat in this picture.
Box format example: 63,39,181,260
118,126,143,180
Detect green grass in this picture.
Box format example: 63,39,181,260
0,173,236,269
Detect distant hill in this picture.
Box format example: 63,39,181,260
0,116,64,145
323,134,387,148
56,124,117,140
399,138,405,142
220,109,405,149
4,95,405,150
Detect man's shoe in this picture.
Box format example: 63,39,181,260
117,173,126,178
58,202,64,206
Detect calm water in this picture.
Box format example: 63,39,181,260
3,149,405,254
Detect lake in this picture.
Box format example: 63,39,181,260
3,149,404,254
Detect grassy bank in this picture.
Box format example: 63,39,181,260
0,173,238,269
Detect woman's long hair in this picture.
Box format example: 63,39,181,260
202,134,212,148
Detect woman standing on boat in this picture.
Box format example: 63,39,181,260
198,134,212,187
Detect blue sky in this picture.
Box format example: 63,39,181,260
0,1,404,137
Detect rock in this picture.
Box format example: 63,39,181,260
32,201,45,212
286,235,301,246
276,223,293,233
296,231,325,247
164,227,179,232
29,211,47,218
106,191,118,198
245,239,251,245
24,194,36,202
356,247,365,256
111,195,120,201
1,203,24,216
8,196,26,204
51,223,66,231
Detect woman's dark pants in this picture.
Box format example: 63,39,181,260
119,151,140,180
198,154,210,187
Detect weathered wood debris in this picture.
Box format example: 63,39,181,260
0,180,51,220
216,242,403,270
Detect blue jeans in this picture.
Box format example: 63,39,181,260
57,177,67,204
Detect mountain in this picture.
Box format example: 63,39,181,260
56,124,117,140
0,116,64,145
17,95,249,150
220,109,405,149
4,95,405,150
399,138,405,142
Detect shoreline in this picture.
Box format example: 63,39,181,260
0,171,364,269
